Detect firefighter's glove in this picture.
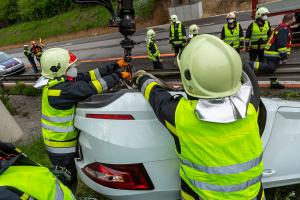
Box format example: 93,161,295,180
120,72,132,81
51,165,72,182
116,59,129,68
132,70,147,86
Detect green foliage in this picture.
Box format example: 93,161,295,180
0,6,110,46
18,135,108,199
18,135,51,167
5,82,41,96
134,0,156,20
0,0,20,25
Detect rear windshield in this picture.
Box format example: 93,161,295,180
0,52,12,63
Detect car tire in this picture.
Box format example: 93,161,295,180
242,62,266,135
242,62,260,99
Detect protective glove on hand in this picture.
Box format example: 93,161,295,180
131,70,147,86
119,71,132,81
116,59,129,68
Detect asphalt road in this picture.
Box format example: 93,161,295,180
5,10,300,80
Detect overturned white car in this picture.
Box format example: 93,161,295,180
74,67,300,200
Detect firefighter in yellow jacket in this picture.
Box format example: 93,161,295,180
146,29,163,69
134,35,265,200
0,141,75,200
221,12,244,53
34,48,131,193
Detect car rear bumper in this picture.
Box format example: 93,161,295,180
75,158,181,200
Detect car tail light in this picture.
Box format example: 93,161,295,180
86,114,134,120
82,162,154,190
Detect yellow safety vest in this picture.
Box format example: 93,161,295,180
224,23,243,49
170,22,185,45
250,21,270,49
42,78,77,155
147,39,160,61
175,98,263,200
0,165,74,200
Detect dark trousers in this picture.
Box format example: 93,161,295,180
249,49,265,62
173,44,184,56
26,56,38,73
152,58,163,69
257,57,280,74
48,152,77,194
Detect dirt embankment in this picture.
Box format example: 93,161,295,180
202,0,251,17
9,95,41,141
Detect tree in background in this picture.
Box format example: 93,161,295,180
0,0,20,26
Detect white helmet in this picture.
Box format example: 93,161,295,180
177,34,242,99
170,15,178,23
256,7,270,19
189,24,199,36
147,29,156,39
226,12,236,19
41,48,78,79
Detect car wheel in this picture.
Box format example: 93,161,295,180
242,62,266,136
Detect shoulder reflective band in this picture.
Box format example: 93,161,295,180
165,120,177,136
42,114,74,123
99,79,108,91
42,123,74,133
89,69,101,81
188,175,262,192
55,180,64,200
91,80,103,94
48,90,61,97
46,146,76,154
180,153,262,175
141,79,155,95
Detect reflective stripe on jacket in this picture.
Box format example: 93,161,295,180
42,78,77,155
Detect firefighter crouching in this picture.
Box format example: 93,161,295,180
249,14,296,89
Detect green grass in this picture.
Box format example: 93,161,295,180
0,82,41,96
18,136,109,199
0,6,111,47
0,0,156,47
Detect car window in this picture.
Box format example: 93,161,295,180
0,53,12,63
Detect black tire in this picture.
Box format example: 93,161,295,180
242,62,267,135
242,62,260,99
